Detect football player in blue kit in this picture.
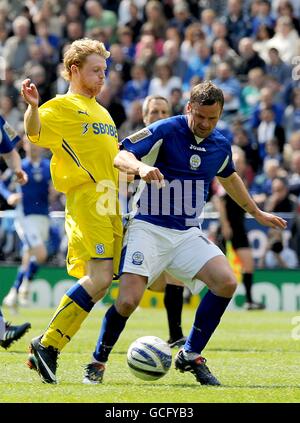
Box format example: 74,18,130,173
2,140,51,310
0,115,31,348
85,81,287,385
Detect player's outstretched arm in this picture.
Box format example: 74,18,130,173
2,150,28,185
217,172,287,230
114,150,165,187
21,78,41,137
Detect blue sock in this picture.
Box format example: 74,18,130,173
184,290,231,354
13,268,25,291
66,283,94,312
25,258,39,281
93,305,128,363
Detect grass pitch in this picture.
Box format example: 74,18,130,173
0,307,300,403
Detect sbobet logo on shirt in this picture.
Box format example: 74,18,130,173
92,123,118,138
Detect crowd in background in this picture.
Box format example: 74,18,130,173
1,0,300,267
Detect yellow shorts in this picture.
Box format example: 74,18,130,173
65,182,123,279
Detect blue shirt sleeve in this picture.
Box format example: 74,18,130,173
217,151,235,178
120,122,164,160
0,115,20,154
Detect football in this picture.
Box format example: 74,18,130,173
127,336,172,381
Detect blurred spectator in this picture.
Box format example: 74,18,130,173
2,16,36,75
266,16,300,63
232,126,260,175
97,84,126,129
284,88,300,139
108,43,132,83
135,33,158,76
162,38,189,81
258,228,298,268
122,62,149,109
213,62,241,122
221,0,252,52
0,67,20,107
84,0,118,44
169,1,197,39
287,150,300,196
118,99,144,141
34,19,60,65
250,158,282,207
265,47,292,86
0,95,21,128
240,67,265,120
208,38,242,79
117,26,136,60
251,86,284,129
264,176,297,212
275,0,300,34
148,57,181,99
184,41,211,89
256,107,285,159
144,0,167,39
264,138,283,165
283,131,300,168
251,0,275,36
200,8,216,46
252,24,275,62
118,0,146,27
136,22,164,57
169,87,185,116
238,37,266,81
63,20,84,44
180,22,205,63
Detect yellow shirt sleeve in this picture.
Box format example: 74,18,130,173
28,99,63,149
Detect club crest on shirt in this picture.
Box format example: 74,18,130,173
190,154,201,170
96,243,105,255
132,251,144,265
127,128,151,143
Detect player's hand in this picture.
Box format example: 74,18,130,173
21,79,39,108
14,170,28,185
138,164,165,188
254,210,287,230
7,192,22,206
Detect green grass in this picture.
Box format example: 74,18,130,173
1,307,300,403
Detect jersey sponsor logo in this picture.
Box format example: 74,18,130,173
96,243,105,255
189,154,201,170
127,128,151,143
132,251,144,265
77,110,89,116
92,123,118,138
190,144,206,152
82,123,90,135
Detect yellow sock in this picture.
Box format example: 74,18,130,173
58,319,84,351
41,294,89,350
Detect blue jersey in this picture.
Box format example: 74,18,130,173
20,158,51,216
0,115,20,154
121,115,235,230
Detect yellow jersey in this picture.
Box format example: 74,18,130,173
29,93,119,195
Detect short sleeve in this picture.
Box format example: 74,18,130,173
0,115,20,154
28,100,63,149
120,123,164,160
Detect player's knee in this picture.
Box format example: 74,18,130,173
116,295,139,316
215,275,237,298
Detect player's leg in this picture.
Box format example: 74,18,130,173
82,272,147,384
168,229,236,385
236,247,265,310
28,258,114,384
151,272,186,348
2,250,30,310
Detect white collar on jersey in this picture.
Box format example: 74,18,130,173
194,135,205,144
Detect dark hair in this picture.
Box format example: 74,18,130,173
190,80,224,109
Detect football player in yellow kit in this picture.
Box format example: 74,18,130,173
21,38,123,384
